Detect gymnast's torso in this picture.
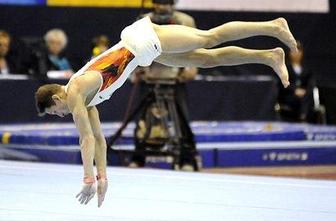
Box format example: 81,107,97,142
66,16,162,107
66,42,137,107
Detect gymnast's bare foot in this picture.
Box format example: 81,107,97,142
273,17,298,52
269,47,289,88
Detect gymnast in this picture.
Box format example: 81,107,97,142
34,16,297,207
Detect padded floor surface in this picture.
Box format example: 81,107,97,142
0,160,336,221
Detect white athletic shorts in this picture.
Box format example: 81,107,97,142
121,16,162,67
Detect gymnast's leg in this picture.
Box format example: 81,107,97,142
155,46,289,87
153,17,297,54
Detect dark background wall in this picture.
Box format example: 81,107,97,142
0,3,335,86
0,78,278,123
0,3,335,123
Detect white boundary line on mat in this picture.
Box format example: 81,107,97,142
111,141,336,150
2,141,336,151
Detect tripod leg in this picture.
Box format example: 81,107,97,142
174,95,199,171
167,96,182,139
107,91,155,167
107,91,155,147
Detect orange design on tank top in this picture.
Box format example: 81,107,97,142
87,47,134,91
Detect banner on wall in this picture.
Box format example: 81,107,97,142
0,0,45,4
47,0,151,7
0,0,330,13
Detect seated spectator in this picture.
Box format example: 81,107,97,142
30,29,72,79
91,35,110,58
278,41,315,122
0,30,28,76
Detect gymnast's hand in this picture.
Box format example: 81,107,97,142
97,175,108,207
76,179,96,205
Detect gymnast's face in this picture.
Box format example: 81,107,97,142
45,96,70,117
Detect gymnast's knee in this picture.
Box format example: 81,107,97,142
202,30,220,49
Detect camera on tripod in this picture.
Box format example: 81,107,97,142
134,7,181,148
107,0,199,170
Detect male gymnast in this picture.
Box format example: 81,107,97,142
35,16,297,207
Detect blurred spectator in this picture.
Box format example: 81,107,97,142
0,30,11,75
0,30,28,76
128,0,199,171
278,41,316,122
31,29,72,79
91,35,110,58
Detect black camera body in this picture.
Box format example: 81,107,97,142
150,13,175,25
138,10,178,25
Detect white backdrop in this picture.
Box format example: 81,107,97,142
175,0,330,13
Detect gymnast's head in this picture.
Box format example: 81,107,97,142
35,84,70,117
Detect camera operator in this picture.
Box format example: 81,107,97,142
129,0,199,171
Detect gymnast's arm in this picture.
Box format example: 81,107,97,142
87,106,107,178
67,85,95,182
87,106,108,207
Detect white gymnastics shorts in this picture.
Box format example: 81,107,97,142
121,16,162,67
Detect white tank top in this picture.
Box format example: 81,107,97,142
66,41,138,107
